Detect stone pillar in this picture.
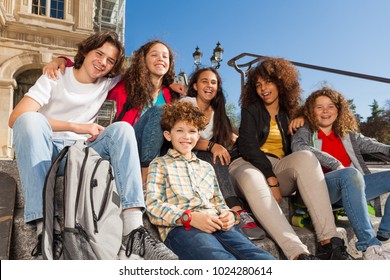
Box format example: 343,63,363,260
0,79,16,159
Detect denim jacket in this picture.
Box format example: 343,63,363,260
291,124,390,175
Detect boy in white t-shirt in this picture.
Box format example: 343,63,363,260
8,31,153,260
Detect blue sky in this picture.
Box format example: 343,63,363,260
125,0,390,120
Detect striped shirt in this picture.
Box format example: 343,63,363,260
145,148,229,241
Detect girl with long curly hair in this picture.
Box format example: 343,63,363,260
228,57,353,260
292,87,390,259
181,67,265,240
106,40,182,183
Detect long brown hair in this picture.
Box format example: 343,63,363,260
303,87,358,137
187,67,233,148
241,57,301,118
122,40,176,109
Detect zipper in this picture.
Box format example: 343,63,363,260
90,158,103,233
75,147,90,226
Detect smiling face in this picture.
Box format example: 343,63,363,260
193,70,218,103
255,77,279,106
163,120,200,160
313,95,339,134
77,41,119,83
145,43,170,79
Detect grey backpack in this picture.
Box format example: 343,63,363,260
42,140,122,260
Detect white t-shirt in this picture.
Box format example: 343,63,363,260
180,96,214,140
26,67,121,140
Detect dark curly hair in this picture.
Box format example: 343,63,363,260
241,57,302,118
161,102,207,132
122,40,176,109
186,67,233,148
73,31,125,78
303,87,358,138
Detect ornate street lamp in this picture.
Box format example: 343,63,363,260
192,46,203,69
192,42,224,69
212,42,224,69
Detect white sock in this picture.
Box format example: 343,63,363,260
122,210,143,236
36,220,43,237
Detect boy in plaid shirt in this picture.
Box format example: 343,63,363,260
145,102,275,260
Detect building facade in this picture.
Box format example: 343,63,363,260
0,0,125,159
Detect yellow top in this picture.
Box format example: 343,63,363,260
260,119,285,159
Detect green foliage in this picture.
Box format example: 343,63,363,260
226,102,240,134
360,99,390,144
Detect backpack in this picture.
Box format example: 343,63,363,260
42,140,123,260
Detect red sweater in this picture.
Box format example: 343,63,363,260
106,80,173,125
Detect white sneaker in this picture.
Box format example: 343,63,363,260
363,245,390,260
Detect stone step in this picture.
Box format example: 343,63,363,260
1,159,387,260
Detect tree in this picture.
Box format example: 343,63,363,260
226,102,240,134
348,99,363,124
360,99,390,144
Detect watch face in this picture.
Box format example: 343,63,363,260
182,214,189,222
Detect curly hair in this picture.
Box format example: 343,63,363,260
74,31,125,78
122,40,176,109
186,67,233,147
161,102,207,132
241,57,302,118
303,87,358,138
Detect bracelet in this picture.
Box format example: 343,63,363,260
207,141,215,152
268,182,280,188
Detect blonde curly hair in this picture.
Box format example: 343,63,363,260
303,87,358,137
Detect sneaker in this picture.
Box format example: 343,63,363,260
296,253,320,260
118,226,178,260
363,245,390,260
32,232,63,260
53,231,63,260
379,236,390,254
31,235,43,260
238,210,266,240
316,237,355,260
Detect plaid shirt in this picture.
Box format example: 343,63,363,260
145,149,229,241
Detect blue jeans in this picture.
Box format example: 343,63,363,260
325,167,390,251
133,106,165,167
164,226,275,260
196,151,242,208
13,112,144,223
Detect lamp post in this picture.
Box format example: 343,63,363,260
192,42,224,69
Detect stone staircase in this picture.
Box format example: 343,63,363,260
0,159,387,260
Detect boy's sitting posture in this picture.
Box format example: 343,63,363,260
145,102,275,260
9,31,154,260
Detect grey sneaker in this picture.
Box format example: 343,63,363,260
31,235,43,260
363,245,390,260
238,210,266,240
118,226,178,260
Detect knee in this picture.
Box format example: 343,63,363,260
13,112,48,134
293,150,319,167
108,121,135,138
343,167,365,191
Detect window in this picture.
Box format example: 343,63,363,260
32,0,46,16
50,0,64,19
31,0,64,19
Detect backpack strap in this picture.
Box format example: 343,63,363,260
41,146,70,260
114,98,132,122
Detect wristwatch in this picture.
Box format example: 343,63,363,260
180,210,193,230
